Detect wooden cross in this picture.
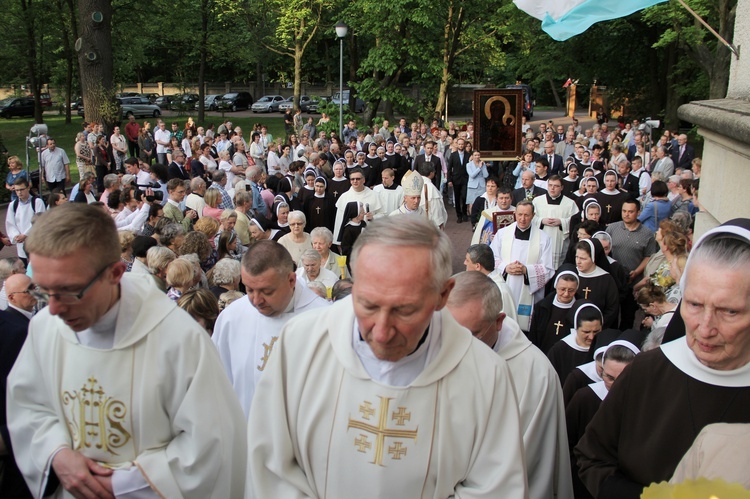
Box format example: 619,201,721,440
333,190,339,198
554,320,564,336
315,206,321,214
606,204,612,213
582,286,592,299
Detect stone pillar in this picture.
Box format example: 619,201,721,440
678,9,750,237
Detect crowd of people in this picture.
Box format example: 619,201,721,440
0,110,748,499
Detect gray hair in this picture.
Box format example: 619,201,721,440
670,211,692,233
300,248,322,263
212,170,227,182
310,226,333,244
288,210,306,224
160,223,187,248
212,257,241,286
190,177,206,191
103,174,120,189
448,271,503,323
351,215,452,291
685,231,750,287
306,280,328,298
0,257,22,282
466,244,495,272
147,246,176,274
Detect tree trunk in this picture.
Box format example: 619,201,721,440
197,0,208,122
293,44,302,109
57,0,77,124
663,42,680,130
549,79,563,108
78,0,114,131
20,0,43,123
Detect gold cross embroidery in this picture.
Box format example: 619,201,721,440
388,442,407,460
257,336,279,371
392,407,411,426
359,401,375,420
348,396,418,466
354,434,372,452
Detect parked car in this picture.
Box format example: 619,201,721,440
119,97,162,118
306,96,327,114
0,97,35,118
196,94,224,111
331,90,365,113
278,95,313,113
116,92,142,99
251,95,285,113
505,83,535,119
155,95,177,109
170,93,200,111
217,92,254,111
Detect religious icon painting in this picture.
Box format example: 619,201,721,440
492,211,516,234
473,89,523,160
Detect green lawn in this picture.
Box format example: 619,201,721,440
0,112,287,180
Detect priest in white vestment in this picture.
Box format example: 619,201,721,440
7,204,247,499
372,167,404,215
246,216,528,498
332,167,384,245
212,240,328,417
416,161,448,229
447,271,573,499
532,175,579,268
490,201,555,331
390,170,427,218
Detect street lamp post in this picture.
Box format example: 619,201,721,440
335,21,348,138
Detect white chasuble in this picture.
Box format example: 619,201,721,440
7,273,247,499
246,298,528,498
212,279,328,417
325,378,437,497
532,195,579,268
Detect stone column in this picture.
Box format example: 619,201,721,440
678,6,749,237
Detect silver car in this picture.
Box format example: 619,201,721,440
278,95,312,113
251,95,285,113
196,94,224,111
119,97,161,118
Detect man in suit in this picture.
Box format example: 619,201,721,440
652,146,675,179
163,178,198,231
0,274,36,498
448,138,471,223
542,141,564,176
671,134,695,171
414,140,443,188
512,169,547,205
616,158,640,200
167,150,190,180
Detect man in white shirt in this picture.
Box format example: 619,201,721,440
40,138,70,193
246,216,527,497
153,120,171,165
5,178,46,265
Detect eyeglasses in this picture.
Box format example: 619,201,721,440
30,263,115,304
8,286,34,298
289,222,304,227
473,321,496,342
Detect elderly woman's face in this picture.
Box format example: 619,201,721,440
277,208,289,225
311,236,330,255
302,258,321,279
683,260,750,370
289,216,304,234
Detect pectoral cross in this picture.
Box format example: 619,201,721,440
333,190,339,198
582,286,592,299
315,206,321,214
554,320,564,336
606,204,612,213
